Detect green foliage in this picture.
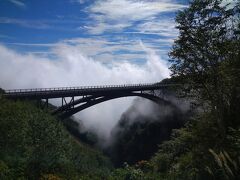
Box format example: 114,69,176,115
206,128,240,179
109,163,162,180
0,98,112,179
169,0,240,131
110,166,144,180
0,160,10,179
143,1,240,178
142,111,238,179
40,174,63,180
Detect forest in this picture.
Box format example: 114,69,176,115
0,0,239,179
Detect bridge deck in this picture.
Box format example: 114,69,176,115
3,83,176,99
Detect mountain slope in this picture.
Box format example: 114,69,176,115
0,95,113,179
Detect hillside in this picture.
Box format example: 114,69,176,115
106,93,191,166
0,94,113,179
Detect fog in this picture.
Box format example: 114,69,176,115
0,42,170,140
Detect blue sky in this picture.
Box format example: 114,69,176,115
0,0,189,63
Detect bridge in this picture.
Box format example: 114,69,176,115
3,83,179,118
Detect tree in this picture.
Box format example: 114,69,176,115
169,0,240,132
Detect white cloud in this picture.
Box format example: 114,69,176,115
85,0,186,34
8,0,26,8
90,0,185,22
221,0,237,8
5,36,174,68
78,0,85,4
133,18,178,37
58,38,150,64
0,34,13,39
3,37,171,64
84,22,130,34
0,42,170,140
71,0,86,4
5,42,56,47
0,17,50,29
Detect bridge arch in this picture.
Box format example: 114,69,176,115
58,92,176,118
3,83,180,119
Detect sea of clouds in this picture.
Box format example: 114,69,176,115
0,41,170,140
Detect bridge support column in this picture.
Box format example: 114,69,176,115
61,97,75,110
36,98,49,109
45,98,48,108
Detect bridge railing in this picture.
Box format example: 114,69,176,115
4,83,166,94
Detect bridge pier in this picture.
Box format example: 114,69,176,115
37,98,49,109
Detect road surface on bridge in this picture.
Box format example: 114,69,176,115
3,83,178,99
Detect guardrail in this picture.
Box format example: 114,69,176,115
4,83,165,94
